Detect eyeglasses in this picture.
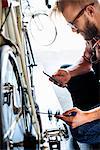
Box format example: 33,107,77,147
67,3,94,30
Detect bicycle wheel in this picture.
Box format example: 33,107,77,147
0,45,38,150
28,11,57,46
0,45,3,150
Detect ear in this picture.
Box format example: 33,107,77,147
85,5,95,17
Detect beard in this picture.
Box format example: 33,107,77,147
83,19,98,40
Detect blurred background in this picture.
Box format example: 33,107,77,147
22,0,86,111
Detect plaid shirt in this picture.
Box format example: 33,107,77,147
83,39,100,64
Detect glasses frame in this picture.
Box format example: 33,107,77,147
67,3,94,29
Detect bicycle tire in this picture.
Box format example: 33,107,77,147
0,45,38,150
0,45,4,150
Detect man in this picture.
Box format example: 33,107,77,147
50,0,100,144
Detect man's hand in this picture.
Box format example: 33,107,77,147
55,107,91,128
49,69,71,87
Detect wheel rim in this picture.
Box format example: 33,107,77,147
1,49,25,149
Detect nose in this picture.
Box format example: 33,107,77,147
71,27,79,33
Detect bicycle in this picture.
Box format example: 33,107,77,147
0,0,41,149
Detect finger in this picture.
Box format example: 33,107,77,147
53,70,64,76
49,76,60,84
53,78,67,87
55,115,73,122
52,75,65,82
63,108,78,116
55,115,73,126
49,76,65,87
64,112,77,117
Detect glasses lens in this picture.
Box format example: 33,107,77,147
67,22,77,30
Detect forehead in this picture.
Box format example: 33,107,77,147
63,5,82,22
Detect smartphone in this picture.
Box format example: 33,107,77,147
43,71,62,86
